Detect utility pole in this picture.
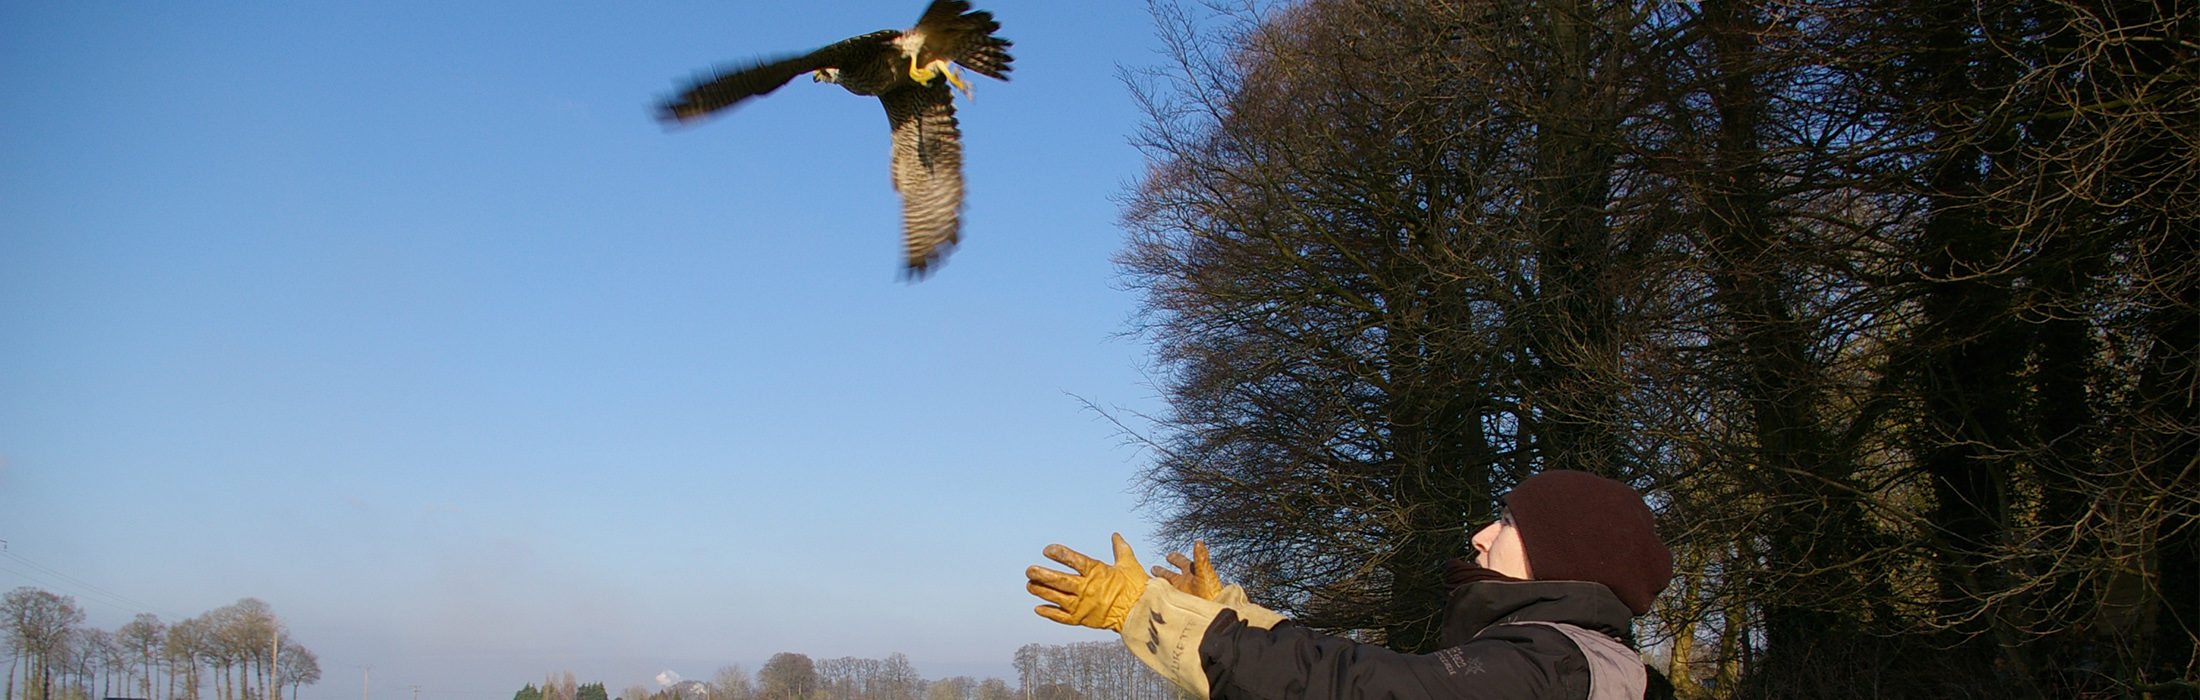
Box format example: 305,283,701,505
271,631,282,700
411,685,420,700
362,666,371,700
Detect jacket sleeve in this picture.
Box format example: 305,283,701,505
1196,612,1591,700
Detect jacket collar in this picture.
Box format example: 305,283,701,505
1440,579,1638,648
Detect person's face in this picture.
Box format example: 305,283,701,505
1471,510,1532,579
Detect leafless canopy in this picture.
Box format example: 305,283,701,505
1119,0,2197,695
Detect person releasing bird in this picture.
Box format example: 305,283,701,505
656,0,1014,280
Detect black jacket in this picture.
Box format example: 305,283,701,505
1194,580,1640,699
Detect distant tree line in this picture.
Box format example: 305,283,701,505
517,641,1192,700
1011,642,1193,700
1118,0,2194,696
3,588,319,700
516,674,608,700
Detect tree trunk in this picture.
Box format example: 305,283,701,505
2138,213,2199,686
1905,0,2038,693
1524,0,1627,477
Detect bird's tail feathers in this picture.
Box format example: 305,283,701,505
956,35,1014,82
900,231,959,282
917,2,1013,82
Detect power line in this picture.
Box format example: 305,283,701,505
1,548,157,608
0,546,173,618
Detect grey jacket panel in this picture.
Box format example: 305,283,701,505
1502,622,1647,700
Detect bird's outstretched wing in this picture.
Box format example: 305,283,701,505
656,30,900,123
881,80,964,278
909,0,1014,81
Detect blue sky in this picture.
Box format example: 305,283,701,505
1,1,1181,693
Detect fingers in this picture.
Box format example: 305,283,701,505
1033,605,1074,625
1026,559,1082,628
1025,564,1079,592
1190,541,1223,597
1192,540,1212,573
1042,543,1102,575
1110,532,1140,570
1153,550,1188,581
1045,536,1140,574
1025,580,1076,608
1165,551,1194,572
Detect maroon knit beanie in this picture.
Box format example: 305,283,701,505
1503,470,1673,615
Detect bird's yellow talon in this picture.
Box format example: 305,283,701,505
943,66,973,98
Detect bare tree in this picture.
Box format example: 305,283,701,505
2,588,84,700
1120,0,2198,696
876,653,921,700
79,629,120,700
1124,0,1675,651
275,643,316,700
923,676,973,700
1009,642,1188,700
542,671,578,700
117,615,165,700
164,616,208,700
753,654,813,700
706,665,753,700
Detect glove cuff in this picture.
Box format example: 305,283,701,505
1212,585,1287,630
1121,578,1222,698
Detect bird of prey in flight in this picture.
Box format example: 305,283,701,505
656,0,1014,280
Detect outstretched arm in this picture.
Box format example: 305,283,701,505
1123,580,1579,700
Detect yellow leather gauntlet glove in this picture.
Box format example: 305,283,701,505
1026,533,1147,631
1152,540,1224,600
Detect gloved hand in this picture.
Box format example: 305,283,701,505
1026,533,1147,631
1151,540,1224,600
